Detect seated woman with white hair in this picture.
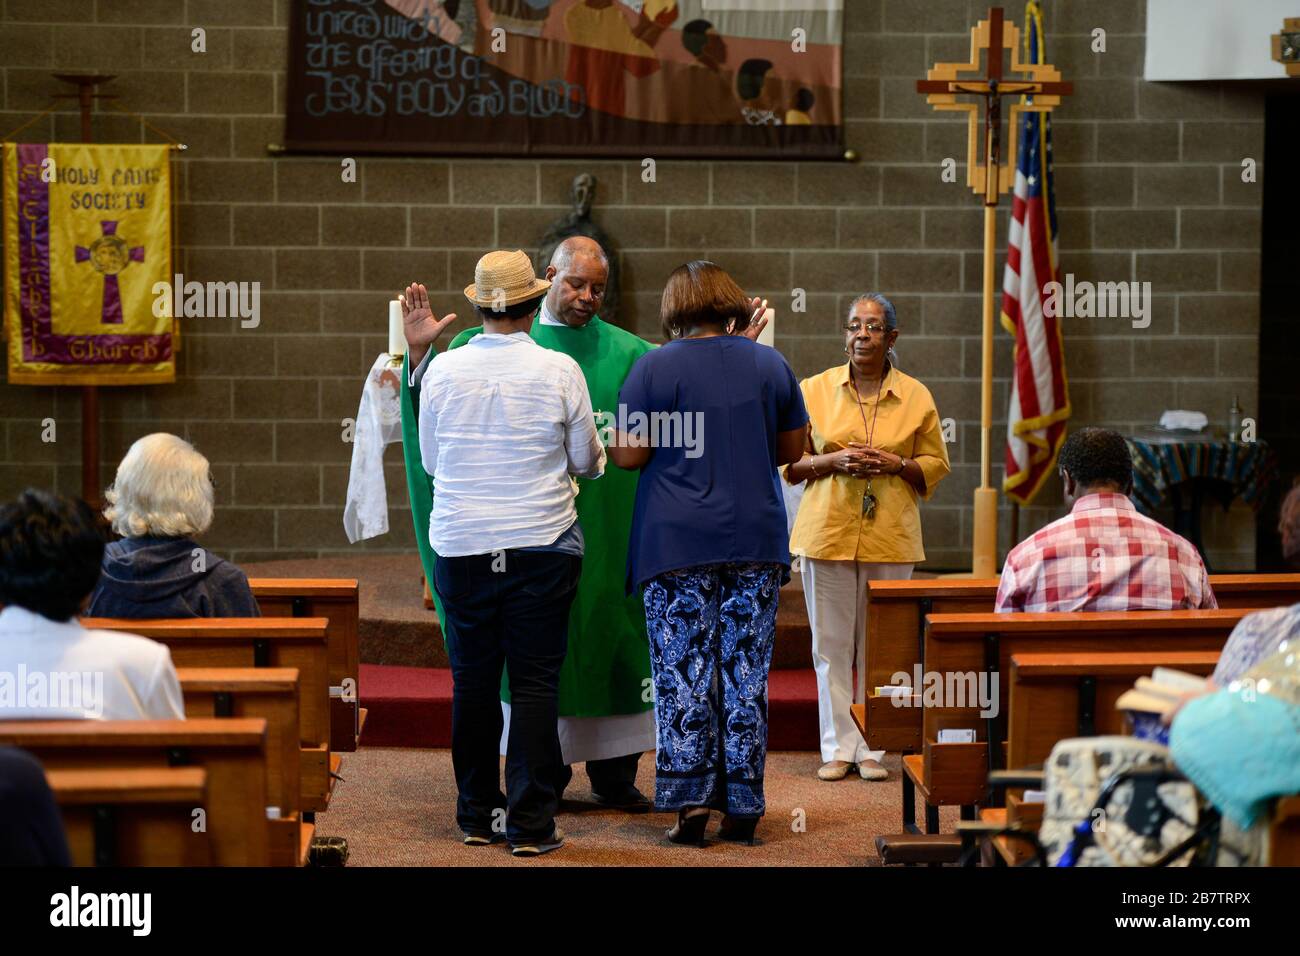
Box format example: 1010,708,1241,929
87,433,260,618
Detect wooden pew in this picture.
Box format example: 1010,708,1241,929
0,719,272,865
177,667,312,865
177,668,303,817
82,617,333,812
981,648,1299,868
919,609,1247,809
249,578,362,752
1011,650,1300,869
862,573,1300,754
971,649,1220,867
48,767,213,866
864,579,995,753
1007,650,1218,772
944,648,1298,868
875,609,1246,859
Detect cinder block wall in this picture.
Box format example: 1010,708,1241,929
0,0,1265,569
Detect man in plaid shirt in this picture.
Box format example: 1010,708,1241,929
996,427,1217,613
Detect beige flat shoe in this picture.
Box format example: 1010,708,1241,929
817,760,852,781
858,760,888,781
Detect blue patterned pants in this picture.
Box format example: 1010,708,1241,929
642,562,783,817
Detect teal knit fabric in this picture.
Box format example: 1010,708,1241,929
1170,651,1300,830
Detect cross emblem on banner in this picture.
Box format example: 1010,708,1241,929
916,6,1071,204
74,219,145,325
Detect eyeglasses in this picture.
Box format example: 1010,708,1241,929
844,322,889,336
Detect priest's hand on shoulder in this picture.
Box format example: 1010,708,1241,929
740,296,768,342
401,283,457,366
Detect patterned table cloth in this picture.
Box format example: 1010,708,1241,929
1126,435,1278,516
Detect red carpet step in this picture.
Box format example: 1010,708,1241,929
243,555,815,671
358,664,453,749
359,664,821,751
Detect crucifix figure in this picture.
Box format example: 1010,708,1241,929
916,5,1070,577
1273,17,1300,76
74,220,145,325
537,173,621,322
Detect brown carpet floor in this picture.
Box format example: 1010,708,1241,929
315,748,961,866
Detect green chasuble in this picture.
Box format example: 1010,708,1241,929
399,315,654,717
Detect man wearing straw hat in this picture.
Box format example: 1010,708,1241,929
438,237,657,815
399,249,605,857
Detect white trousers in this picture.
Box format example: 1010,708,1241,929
803,558,914,765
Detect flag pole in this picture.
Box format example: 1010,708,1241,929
971,33,1005,580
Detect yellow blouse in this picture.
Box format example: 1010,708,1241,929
786,363,950,563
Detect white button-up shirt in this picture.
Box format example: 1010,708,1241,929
0,605,186,721
415,331,605,557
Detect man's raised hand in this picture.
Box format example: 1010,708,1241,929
400,282,457,366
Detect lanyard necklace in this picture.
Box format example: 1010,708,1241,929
850,363,886,519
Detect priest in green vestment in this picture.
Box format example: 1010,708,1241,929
400,237,656,809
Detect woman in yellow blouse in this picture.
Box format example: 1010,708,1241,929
784,294,950,782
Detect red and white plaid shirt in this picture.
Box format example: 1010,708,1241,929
995,493,1217,613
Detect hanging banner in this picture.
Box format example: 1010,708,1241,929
285,0,845,159
4,142,174,386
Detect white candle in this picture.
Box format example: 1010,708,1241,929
388,299,405,357
757,306,776,348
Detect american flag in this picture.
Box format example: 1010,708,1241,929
1001,1,1071,506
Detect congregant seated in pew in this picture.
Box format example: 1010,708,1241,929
995,427,1216,613
1144,486,1300,728
87,433,260,619
0,490,185,720
1213,484,1300,687
0,746,71,866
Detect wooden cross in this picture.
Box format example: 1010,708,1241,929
917,6,1071,205
915,5,1071,577
1272,17,1300,77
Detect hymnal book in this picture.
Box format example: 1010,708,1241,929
1115,667,1208,718
1115,667,1209,744
937,729,976,744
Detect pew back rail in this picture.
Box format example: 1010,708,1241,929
0,718,272,865
249,578,361,752
81,617,332,812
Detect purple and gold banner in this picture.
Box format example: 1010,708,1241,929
4,143,174,386
286,0,845,158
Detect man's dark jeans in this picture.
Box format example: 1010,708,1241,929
434,548,581,844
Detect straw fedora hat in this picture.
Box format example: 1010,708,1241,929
463,249,551,308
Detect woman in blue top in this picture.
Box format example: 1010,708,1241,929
611,261,808,847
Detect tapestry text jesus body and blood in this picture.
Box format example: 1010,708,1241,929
286,0,844,158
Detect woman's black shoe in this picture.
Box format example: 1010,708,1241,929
666,808,709,846
717,815,759,845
